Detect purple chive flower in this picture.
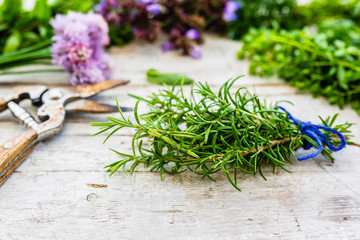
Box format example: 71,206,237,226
190,46,202,59
185,29,200,40
105,12,121,25
51,12,113,85
67,44,93,63
94,0,120,24
100,0,108,8
145,3,162,15
71,63,104,85
107,0,117,7
223,1,241,22
93,4,102,13
161,42,173,52
140,0,157,5
93,0,108,13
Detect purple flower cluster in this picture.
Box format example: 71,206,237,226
223,1,241,22
190,46,202,59
51,12,113,85
94,0,120,25
95,0,242,60
140,0,162,15
185,29,200,40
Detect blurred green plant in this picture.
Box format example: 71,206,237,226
108,25,134,47
227,0,301,39
238,24,360,114
0,0,97,55
227,0,360,40
50,0,95,14
318,19,360,48
0,0,51,54
294,0,360,27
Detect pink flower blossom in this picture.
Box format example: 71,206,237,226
67,44,93,63
51,12,113,85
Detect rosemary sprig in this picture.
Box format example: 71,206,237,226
92,77,354,190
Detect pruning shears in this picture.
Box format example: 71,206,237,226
0,80,130,186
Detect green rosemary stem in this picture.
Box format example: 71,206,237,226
0,40,54,76
0,68,63,75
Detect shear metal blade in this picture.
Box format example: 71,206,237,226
63,79,130,98
65,100,133,114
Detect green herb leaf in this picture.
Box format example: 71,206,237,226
32,0,51,22
146,69,194,85
239,25,360,113
337,65,348,90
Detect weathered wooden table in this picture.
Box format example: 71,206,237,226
1,35,359,239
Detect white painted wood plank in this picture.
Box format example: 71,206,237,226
1,170,360,239
0,34,359,239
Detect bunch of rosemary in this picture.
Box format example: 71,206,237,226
92,78,353,190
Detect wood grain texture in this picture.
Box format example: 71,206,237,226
0,128,38,186
0,97,6,112
0,35,359,240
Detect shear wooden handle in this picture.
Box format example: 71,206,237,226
0,97,6,112
0,129,38,186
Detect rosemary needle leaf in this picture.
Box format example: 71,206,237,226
93,77,354,191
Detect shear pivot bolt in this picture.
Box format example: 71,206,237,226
49,89,63,100
4,142,13,149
